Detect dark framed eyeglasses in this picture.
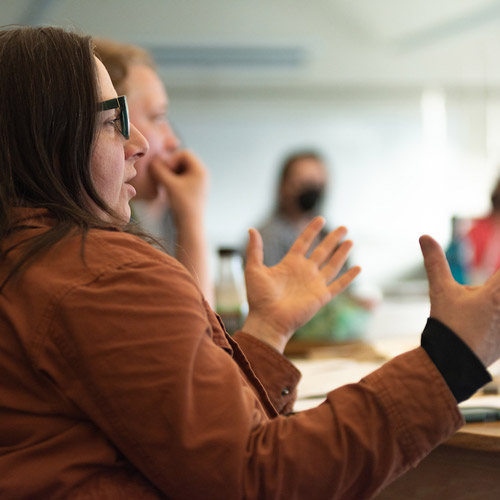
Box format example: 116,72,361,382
98,95,130,140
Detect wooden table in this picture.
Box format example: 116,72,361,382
289,338,500,500
374,421,500,499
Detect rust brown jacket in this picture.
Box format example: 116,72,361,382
0,210,463,499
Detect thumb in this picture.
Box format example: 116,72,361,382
246,228,264,270
419,234,454,294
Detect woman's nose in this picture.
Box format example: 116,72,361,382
127,123,149,159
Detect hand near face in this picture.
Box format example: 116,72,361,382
420,235,500,367
242,217,361,353
149,149,208,224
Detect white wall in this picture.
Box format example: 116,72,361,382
169,86,500,289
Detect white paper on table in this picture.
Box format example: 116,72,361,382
292,358,384,412
460,395,500,409
292,339,500,413
488,359,500,378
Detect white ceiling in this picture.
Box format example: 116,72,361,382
4,0,500,90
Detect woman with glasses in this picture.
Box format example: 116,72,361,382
0,25,498,500
94,37,213,302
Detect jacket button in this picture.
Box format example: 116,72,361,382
281,387,290,396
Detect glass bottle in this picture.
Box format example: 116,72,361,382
215,247,248,334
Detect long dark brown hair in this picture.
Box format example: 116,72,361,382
0,26,151,290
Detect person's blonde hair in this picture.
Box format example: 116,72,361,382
93,38,155,94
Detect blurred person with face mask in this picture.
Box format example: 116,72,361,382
259,150,329,267
94,39,212,301
466,176,500,285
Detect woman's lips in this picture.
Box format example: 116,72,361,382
125,182,137,198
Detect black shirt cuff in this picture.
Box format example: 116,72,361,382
421,317,492,403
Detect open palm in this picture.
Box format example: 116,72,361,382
242,217,361,353
420,234,500,367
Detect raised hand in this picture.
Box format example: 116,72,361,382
149,149,208,225
149,150,212,302
242,217,361,353
420,234,500,367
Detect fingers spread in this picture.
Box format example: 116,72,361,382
288,216,326,256
320,239,353,283
309,226,348,267
328,265,361,297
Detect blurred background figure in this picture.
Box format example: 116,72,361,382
95,39,213,302
256,150,374,344
466,176,500,284
445,216,472,285
258,150,328,267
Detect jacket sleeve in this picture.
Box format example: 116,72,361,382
232,331,301,414
39,253,464,500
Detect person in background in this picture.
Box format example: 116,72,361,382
445,216,471,285
466,176,500,284
94,38,212,301
1,25,500,500
259,150,329,267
